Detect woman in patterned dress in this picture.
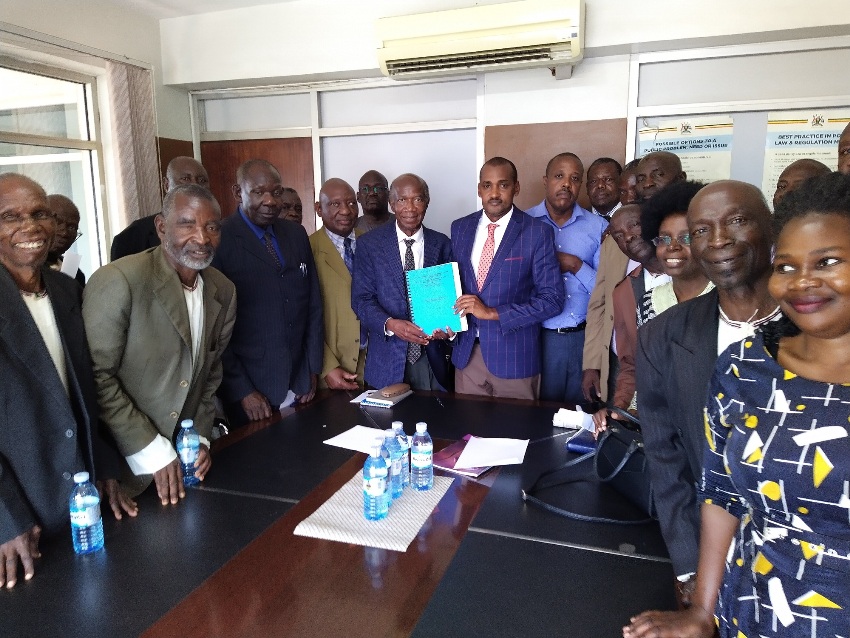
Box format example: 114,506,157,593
624,172,850,637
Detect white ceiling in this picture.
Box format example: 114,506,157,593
107,0,294,19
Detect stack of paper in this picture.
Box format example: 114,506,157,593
454,436,529,470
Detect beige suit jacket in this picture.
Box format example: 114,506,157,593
83,247,236,459
309,228,365,387
581,235,629,401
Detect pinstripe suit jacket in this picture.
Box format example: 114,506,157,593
212,213,323,406
451,209,564,379
351,221,453,390
636,289,720,576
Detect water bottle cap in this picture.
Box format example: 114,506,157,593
415,422,427,433
384,429,395,438
370,443,382,456
73,472,89,483
391,421,403,429
180,419,194,429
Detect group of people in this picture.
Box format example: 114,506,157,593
2,121,850,638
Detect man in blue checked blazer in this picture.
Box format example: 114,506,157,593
351,173,453,391
451,157,564,400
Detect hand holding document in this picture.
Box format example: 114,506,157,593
454,436,529,470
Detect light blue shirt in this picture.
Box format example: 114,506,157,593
526,200,607,328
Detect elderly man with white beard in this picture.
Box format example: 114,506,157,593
83,184,236,509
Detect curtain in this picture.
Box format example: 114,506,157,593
106,60,160,225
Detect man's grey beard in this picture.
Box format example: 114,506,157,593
165,240,214,271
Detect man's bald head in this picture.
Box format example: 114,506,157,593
316,178,358,237
635,151,685,201
46,194,81,255
0,173,47,199
687,180,772,291
772,158,831,209
357,170,390,219
164,156,209,193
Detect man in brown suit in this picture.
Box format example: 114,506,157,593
309,178,366,389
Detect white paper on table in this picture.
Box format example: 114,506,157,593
349,390,376,404
60,253,81,277
323,425,385,454
454,436,529,469
279,390,297,409
553,406,595,432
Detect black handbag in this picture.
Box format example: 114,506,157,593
522,406,656,524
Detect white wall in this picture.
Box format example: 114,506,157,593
161,0,850,92
2,0,191,140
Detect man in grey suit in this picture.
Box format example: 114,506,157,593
636,180,776,607
84,184,236,507
213,160,323,424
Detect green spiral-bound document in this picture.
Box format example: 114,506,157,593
405,261,468,335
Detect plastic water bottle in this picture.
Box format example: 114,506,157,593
69,472,104,554
384,429,404,500
176,419,200,487
392,421,410,488
411,422,433,491
377,435,393,504
363,442,389,521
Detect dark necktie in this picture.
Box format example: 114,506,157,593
264,231,283,271
403,238,421,365
343,236,354,275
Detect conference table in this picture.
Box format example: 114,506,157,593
6,391,676,637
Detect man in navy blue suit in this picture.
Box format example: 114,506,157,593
212,159,322,425
352,173,453,391
451,157,564,400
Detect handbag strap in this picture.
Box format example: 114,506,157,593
522,426,653,525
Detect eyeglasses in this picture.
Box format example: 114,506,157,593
55,219,83,241
652,233,691,247
359,186,388,195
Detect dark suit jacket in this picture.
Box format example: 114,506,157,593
635,289,720,576
213,212,323,406
351,222,453,390
110,214,160,261
451,209,564,379
0,265,114,544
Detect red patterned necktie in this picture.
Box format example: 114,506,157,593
477,223,498,291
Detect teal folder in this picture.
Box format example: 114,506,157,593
405,262,468,335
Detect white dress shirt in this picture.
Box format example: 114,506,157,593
395,223,425,270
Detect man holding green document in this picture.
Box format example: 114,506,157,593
351,173,455,391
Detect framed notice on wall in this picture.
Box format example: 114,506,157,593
762,109,850,200
638,116,734,183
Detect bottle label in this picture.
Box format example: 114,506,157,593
70,503,101,527
179,446,198,464
411,451,432,469
391,458,402,476
364,477,386,497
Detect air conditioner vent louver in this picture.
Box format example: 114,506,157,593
386,46,555,76
376,0,584,80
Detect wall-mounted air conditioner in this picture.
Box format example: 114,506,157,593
376,0,584,81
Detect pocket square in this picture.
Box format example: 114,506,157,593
504,256,523,262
